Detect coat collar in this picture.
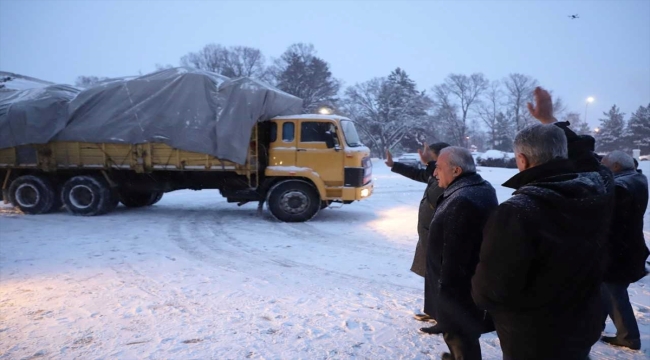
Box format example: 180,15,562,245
502,159,575,190
442,172,485,197
614,169,640,179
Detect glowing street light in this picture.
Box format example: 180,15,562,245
587,97,595,103
594,127,600,135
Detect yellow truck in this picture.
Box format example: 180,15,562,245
0,114,373,222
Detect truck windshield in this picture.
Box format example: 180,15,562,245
340,120,363,147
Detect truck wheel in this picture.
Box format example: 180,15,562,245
148,192,163,206
61,175,113,216
119,191,157,208
320,201,331,210
266,180,320,222
8,175,57,214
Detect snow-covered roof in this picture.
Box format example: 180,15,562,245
272,114,351,121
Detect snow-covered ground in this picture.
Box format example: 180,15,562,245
1,161,649,359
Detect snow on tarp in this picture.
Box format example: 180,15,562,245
0,85,80,149
56,67,303,164
0,68,303,165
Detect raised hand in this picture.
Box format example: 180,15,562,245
418,142,434,164
527,86,557,124
385,149,394,167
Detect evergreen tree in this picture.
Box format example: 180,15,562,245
595,105,626,152
624,103,650,154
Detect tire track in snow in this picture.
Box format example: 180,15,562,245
201,211,420,292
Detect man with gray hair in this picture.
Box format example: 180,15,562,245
420,146,497,360
599,150,649,350
472,123,612,359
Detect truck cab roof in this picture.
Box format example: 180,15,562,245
271,114,351,122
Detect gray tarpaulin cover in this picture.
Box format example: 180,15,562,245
0,85,79,150
0,67,303,164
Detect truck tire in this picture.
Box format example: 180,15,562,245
148,192,163,206
266,180,320,222
119,191,158,208
8,175,57,214
61,175,114,216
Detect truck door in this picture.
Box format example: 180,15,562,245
268,121,298,167
296,121,344,186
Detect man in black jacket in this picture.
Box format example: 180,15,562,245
422,146,497,360
472,123,612,360
600,150,649,350
386,142,450,322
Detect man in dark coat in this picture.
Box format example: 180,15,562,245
472,123,612,360
421,146,498,360
600,150,649,350
385,142,450,279
386,142,450,323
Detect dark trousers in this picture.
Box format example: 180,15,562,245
601,282,640,342
443,332,481,360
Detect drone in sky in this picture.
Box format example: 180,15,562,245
568,14,580,19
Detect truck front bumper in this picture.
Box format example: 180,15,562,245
342,181,374,201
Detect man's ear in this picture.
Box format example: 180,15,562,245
516,152,530,170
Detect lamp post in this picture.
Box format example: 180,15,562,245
594,127,600,137
585,97,595,123
465,136,470,149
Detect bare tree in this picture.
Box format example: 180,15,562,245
181,43,227,73
477,80,504,148
433,73,488,145
221,46,269,80
75,75,108,89
561,112,591,135
180,44,269,80
155,63,174,71
503,73,539,131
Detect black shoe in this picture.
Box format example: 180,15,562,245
414,313,435,322
419,325,443,335
601,336,641,350
441,352,453,360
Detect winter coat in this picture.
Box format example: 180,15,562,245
555,121,602,173
604,169,649,283
424,172,498,335
391,161,445,277
471,159,613,359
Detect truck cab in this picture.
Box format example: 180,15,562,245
262,115,373,221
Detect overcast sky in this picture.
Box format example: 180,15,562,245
1,0,648,128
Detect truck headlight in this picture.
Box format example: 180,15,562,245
361,189,370,197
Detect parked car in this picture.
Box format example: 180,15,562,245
396,153,424,169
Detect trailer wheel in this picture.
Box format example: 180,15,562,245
61,175,113,216
148,192,164,206
8,175,57,214
266,180,320,222
119,191,158,208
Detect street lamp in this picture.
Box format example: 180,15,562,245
594,127,600,136
465,136,470,149
585,97,595,123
